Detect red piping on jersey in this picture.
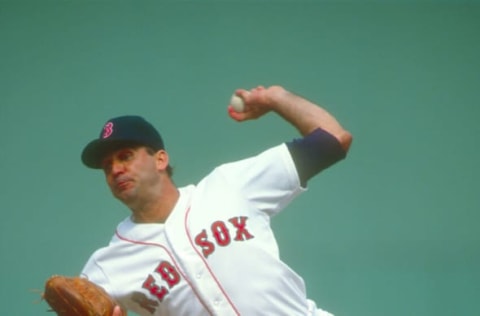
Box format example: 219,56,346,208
184,206,241,315
114,230,214,315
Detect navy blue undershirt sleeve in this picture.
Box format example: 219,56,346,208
286,128,347,186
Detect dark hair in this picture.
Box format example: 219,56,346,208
146,147,174,177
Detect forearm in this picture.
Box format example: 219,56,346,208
268,87,353,152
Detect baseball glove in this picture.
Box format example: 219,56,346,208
43,275,122,316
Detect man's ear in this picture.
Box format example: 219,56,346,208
155,149,170,172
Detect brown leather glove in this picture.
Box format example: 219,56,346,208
43,275,123,316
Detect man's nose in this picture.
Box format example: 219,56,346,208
111,160,125,175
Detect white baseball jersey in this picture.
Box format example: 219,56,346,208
81,144,333,316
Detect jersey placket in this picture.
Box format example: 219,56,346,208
165,203,240,316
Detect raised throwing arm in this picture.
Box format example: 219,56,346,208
228,85,352,152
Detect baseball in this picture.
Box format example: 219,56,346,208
230,94,245,113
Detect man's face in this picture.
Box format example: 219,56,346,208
101,146,161,204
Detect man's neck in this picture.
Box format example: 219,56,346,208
130,183,180,224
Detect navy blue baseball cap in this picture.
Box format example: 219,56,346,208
81,115,165,169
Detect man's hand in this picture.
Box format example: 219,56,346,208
113,305,124,316
228,85,284,122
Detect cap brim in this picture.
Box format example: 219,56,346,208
81,139,141,169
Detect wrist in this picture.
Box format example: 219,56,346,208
266,86,290,108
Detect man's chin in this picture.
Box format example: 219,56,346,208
113,189,135,204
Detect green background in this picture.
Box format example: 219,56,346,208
1,1,479,315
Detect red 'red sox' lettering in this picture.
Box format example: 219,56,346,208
212,221,231,246
195,229,215,258
142,260,181,304
156,261,180,288
229,216,255,241
142,275,169,302
195,216,254,258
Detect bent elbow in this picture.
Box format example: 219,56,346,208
338,130,353,153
